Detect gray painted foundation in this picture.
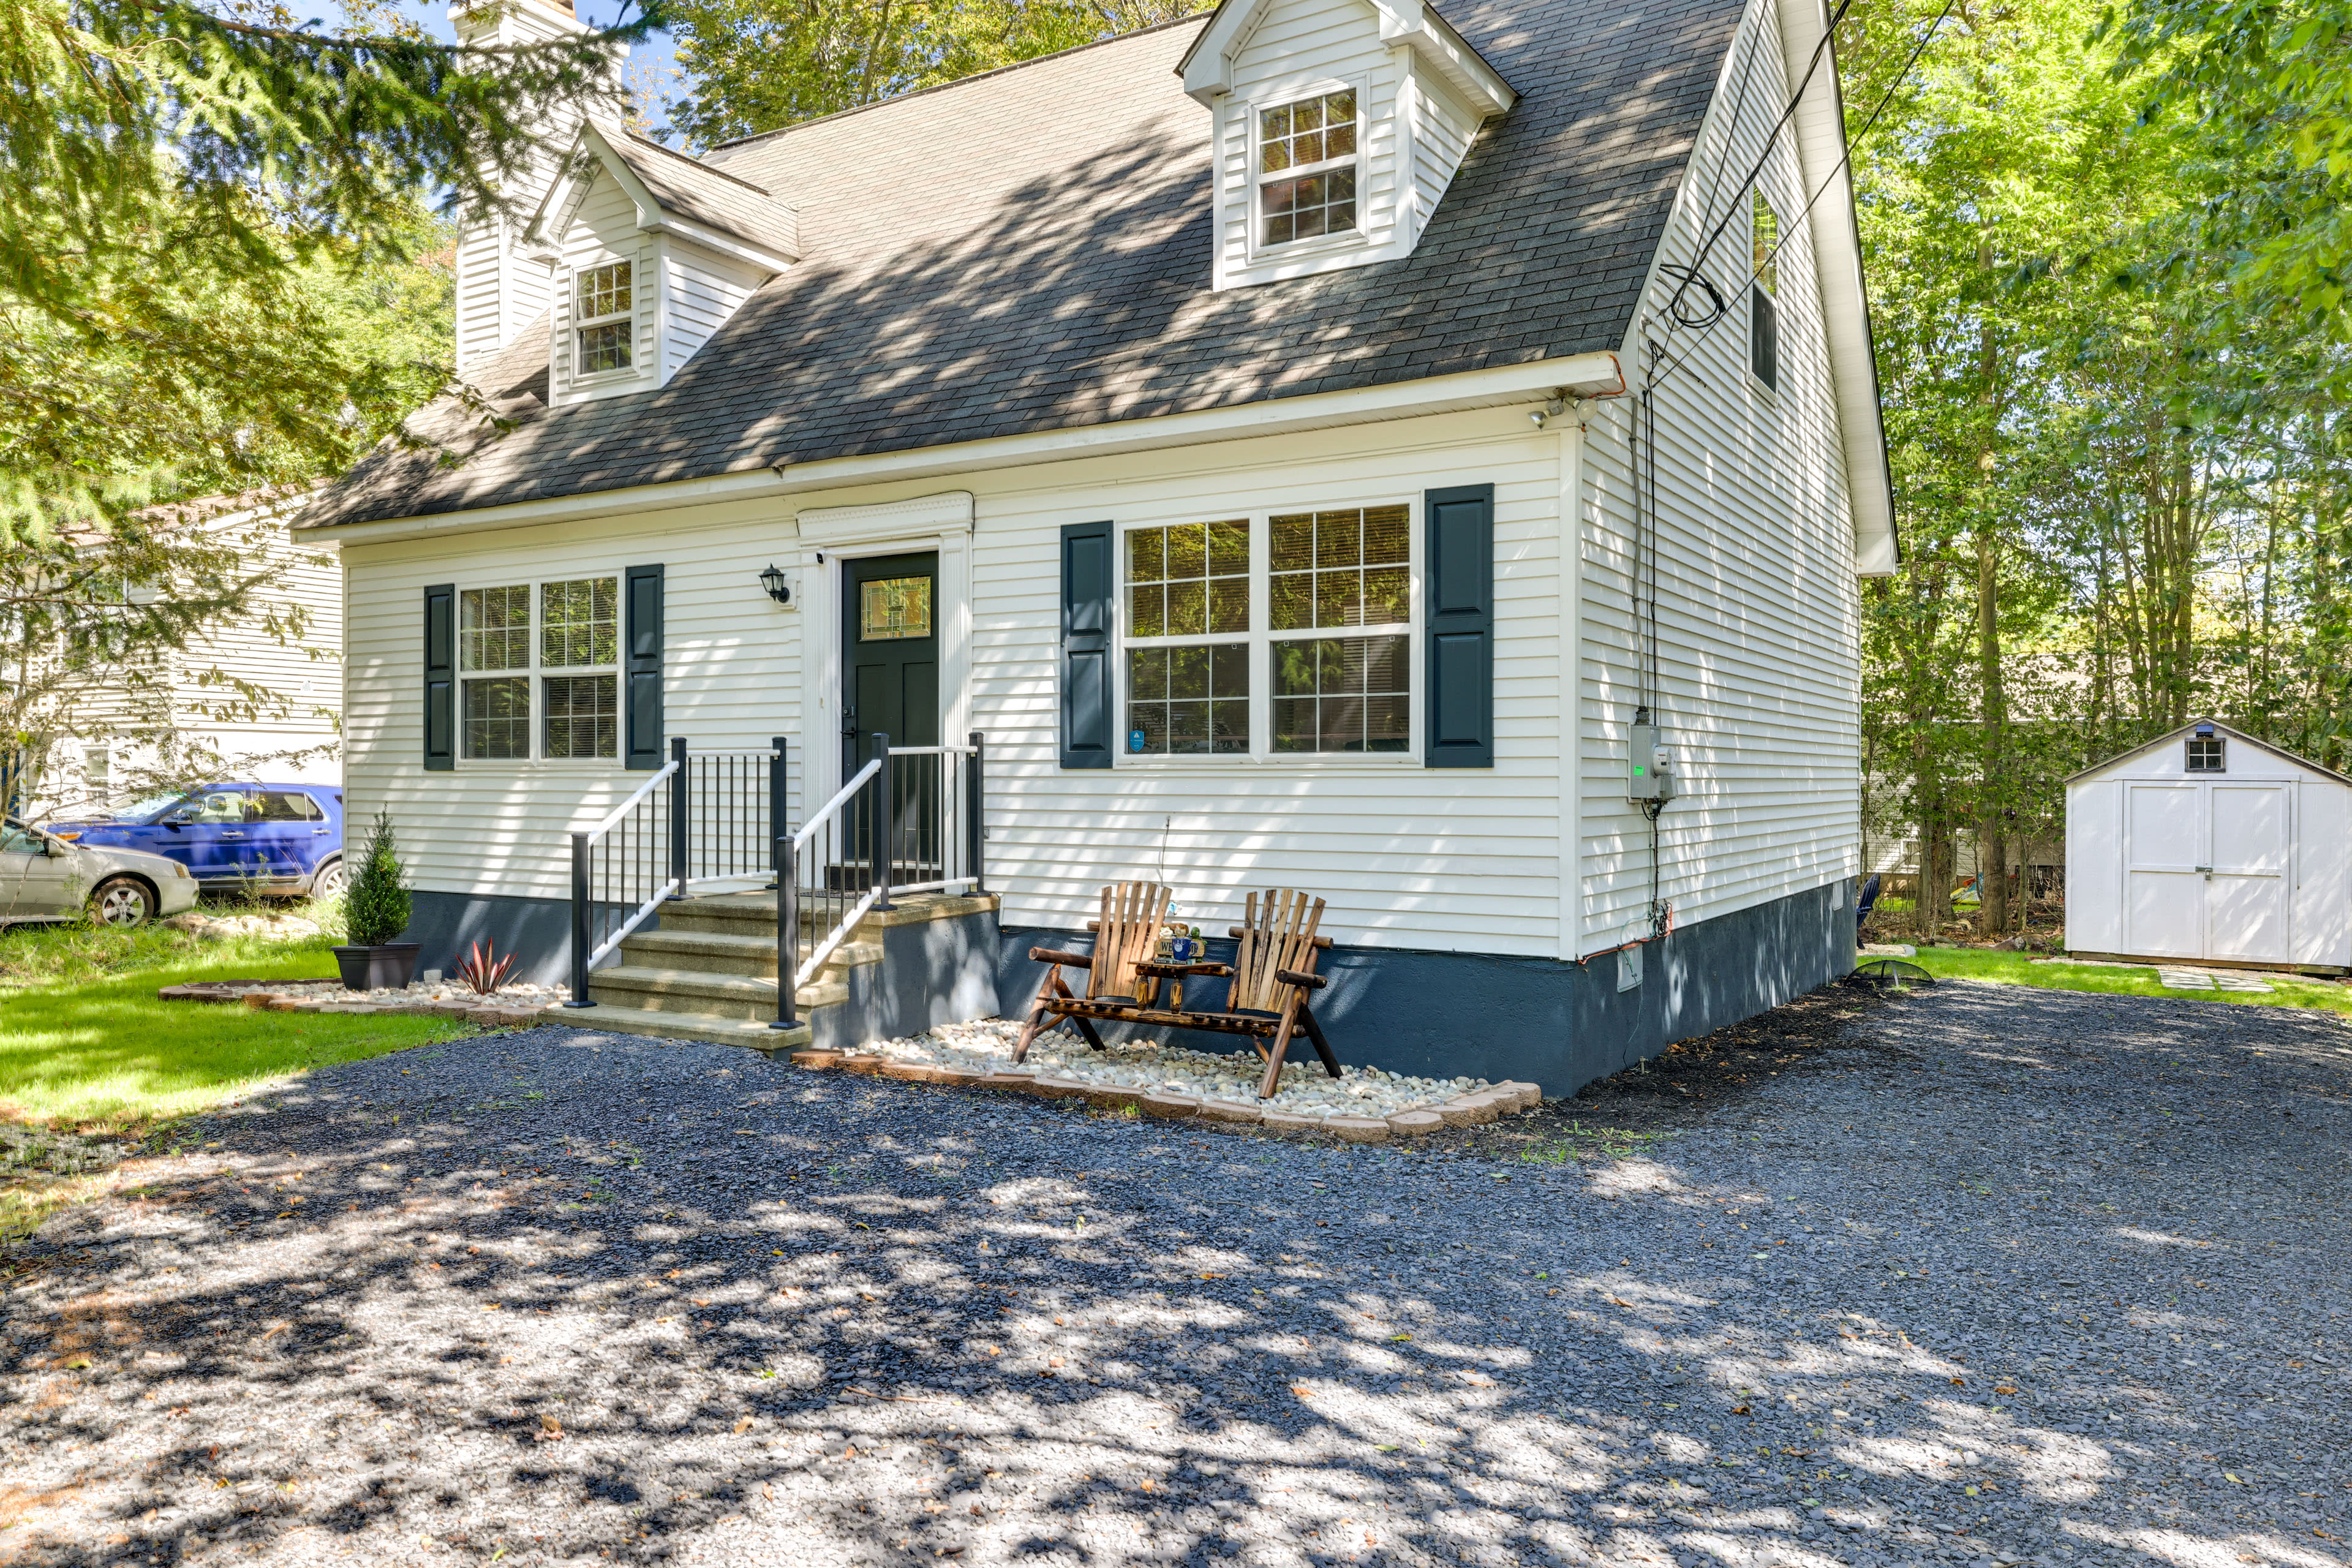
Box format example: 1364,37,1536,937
995,882,1855,1097
407,881,1853,1093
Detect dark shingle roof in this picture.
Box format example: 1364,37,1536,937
595,122,801,260
306,0,1741,530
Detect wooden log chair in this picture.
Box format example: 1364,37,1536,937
1012,885,1343,1100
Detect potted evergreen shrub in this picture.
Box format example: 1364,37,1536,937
333,809,420,990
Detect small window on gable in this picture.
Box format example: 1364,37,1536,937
575,261,633,375
2186,734,2226,772
1259,89,1358,247
1750,190,1779,391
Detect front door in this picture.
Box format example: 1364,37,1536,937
2123,782,2204,959
841,552,940,770
842,553,940,875
2206,782,2291,960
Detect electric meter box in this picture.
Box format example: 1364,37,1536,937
1628,722,1674,803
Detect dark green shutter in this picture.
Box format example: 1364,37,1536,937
1424,484,1494,768
1059,521,1114,769
423,583,455,771
625,564,665,770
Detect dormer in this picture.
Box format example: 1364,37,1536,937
522,119,800,407
1179,0,1513,291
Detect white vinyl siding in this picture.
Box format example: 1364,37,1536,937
663,241,766,383
1213,0,1403,287
1404,63,1479,248
551,170,657,404
1573,0,1858,954
342,502,805,900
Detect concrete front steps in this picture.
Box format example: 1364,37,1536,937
564,891,997,1052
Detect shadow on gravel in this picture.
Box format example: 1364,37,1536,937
2,986,2348,1568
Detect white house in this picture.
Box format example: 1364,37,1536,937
296,0,1896,1091
2065,720,2350,974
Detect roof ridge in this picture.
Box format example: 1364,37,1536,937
705,12,1211,157
617,123,777,196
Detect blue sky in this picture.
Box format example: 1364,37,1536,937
394,0,681,132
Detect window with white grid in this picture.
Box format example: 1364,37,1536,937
574,262,633,375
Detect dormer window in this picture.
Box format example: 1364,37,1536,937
1259,89,1359,246
574,262,633,374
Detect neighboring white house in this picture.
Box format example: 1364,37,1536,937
295,0,1896,1090
2065,720,2350,973
17,496,341,824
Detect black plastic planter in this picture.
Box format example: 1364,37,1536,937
332,942,421,992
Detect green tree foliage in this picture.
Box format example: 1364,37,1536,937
345,809,412,948
666,0,1201,145
1847,0,2351,938
2103,0,2352,350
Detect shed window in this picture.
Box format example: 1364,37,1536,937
1259,89,1358,246
2185,736,2225,772
574,262,633,375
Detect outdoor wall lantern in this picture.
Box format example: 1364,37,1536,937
759,564,793,606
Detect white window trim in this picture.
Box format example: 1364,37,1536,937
569,259,640,386
454,572,626,769
1113,499,1422,769
1245,76,1372,266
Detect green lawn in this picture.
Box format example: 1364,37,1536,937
0,925,467,1134
1897,944,2352,1015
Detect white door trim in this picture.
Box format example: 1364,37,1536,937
793,494,973,815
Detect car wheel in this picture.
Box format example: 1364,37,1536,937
91,877,154,927
309,858,349,900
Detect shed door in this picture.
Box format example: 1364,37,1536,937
2123,783,2204,959
2207,783,2291,960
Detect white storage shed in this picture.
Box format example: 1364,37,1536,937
2065,720,2350,971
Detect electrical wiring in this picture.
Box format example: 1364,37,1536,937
1647,0,1961,391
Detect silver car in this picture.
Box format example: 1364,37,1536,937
1,816,201,927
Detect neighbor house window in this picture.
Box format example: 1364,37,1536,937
574,262,633,375
2185,734,2225,772
1259,89,1357,247
457,575,622,761
1750,190,1779,391
460,585,532,759
1120,503,1415,761
541,577,619,760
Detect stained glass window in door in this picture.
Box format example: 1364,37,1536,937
859,576,933,641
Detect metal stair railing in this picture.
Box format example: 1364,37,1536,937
881,731,987,896
769,741,886,1031
567,735,791,1009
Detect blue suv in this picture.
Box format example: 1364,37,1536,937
53,783,347,898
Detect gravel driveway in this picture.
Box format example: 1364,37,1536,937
4,979,2348,1568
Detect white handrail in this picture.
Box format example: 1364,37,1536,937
797,887,881,988
792,758,880,853
876,744,978,757
586,760,678,841
588,877,680,965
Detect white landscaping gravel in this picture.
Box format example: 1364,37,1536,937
256,979,568,1008
863,1016,1489,1117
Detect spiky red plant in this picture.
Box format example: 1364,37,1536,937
455,940,518,996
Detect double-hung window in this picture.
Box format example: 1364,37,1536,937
458,576,620,761
1257,88,1358,247
1120,502,1415,761
574,261,633,375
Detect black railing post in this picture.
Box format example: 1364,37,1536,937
564,831,597,1008
967,729,987,896
771,833,799,1030
666,736,688,899
766,734,790,890
869,731,894,912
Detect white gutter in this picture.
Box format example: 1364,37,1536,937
299,352,1626,548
